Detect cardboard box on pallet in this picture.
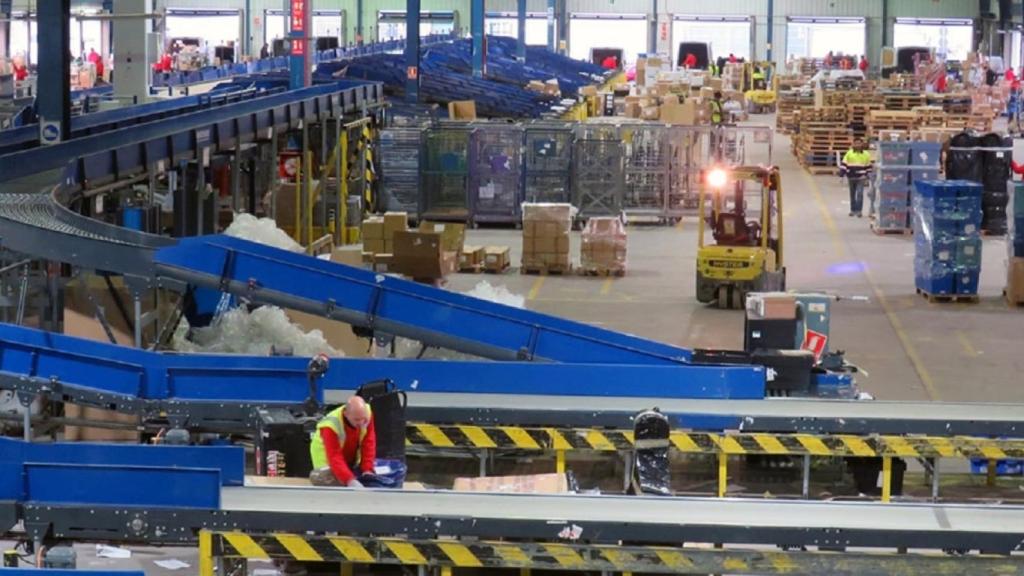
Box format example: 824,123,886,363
453,472,570,494
581,217,627,272
483,246,510,272
460,245,486,270
361,216,386,254
522,203,572,270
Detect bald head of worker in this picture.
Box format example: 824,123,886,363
345,396,371,429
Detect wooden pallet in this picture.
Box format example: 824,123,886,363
916,288,980,304
521,264,572,275
579,267,626,277
482,263,511,274
458,263,484,274
871,225,912,236
1004,289,1024,307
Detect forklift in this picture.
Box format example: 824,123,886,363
696,165,785,309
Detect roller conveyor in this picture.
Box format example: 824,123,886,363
325,390,1024,435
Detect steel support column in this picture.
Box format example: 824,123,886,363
244,0,251,56
516,0,527,61
556,0,567,55
766,0,774,62
648,0,657,55
471,0,486,77
404,0,421,102
38,0,71,144
881,0,888,47
0,0,11,59
546,0,556,52
356,0,364,43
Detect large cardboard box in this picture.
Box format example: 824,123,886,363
660,100,696,125
392,230,455,279
419,221,465,253
580,217,627,273
746,292,797,320
448,100,477,120
453,473,570,494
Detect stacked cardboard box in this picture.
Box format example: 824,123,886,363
362,212,409,256
521,203,572,273
580,217,627,275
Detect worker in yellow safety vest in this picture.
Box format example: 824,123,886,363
752,67,766,90
309,396,377,487
710,91,724,125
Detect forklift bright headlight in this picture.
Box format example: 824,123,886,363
707,168,728,189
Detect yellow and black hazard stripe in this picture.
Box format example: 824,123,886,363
405,423,1024,459
205,531,1022,576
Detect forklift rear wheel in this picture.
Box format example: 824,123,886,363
716,286,729,309
730,287,744,309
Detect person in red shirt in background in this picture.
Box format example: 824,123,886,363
683,52,697,69
11,60,27,81
728,53,738,64
601,54,618,70
309,395,376,487
858,55,868,73
87,47,104,79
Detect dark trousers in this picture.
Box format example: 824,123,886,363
848,178,866,214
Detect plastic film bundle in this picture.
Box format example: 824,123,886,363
912,180,984,297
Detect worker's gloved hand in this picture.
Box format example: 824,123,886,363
346,478,364,488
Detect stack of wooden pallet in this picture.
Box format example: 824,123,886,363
867,110,918,139
885,75,924,91
795,116,854,175
847,102,885,139
776,92,813,134
883,92,926,111
912,106,947,128
927,93,972,114
945,114,993,132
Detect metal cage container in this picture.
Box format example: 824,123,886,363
379,126,425,214
468,121,524,225
621,124,671,222
666,126,712,217
420,123,473,222
523,120,573,204
572,122,625,219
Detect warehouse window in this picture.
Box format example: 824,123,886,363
786,17,865,60
672,16,752,61
70,14,103,58
894,18,973,62
166,8,241,50
569,14,648,66
485,12,556,46
377,11,456,42
1009,30,1022,72
265,9,345,45
9,15,36,65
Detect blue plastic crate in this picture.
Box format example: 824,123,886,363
956,269,981,295
877,208,909,229
955,237,983,268
916,274,955,295
878,142,911,165
910,142,942,166
878,167,910,187
910,169,939,184
956,195,983,214
879,196,910,211
970,458,1023,476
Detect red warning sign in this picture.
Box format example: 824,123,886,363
801,329,828,361
407,66,419,80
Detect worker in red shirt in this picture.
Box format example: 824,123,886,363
309,395,377,487
87,47,104,79
858,55,868,73
601,54,618,70
11,61,28,81
683,52,697,69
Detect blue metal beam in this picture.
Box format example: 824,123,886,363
36,0,71,144
766,0,774,61
556,0,567,55
471,0,486,77
154,235,696,366
356,0,364,43
516,0,527,61
405,0,421,101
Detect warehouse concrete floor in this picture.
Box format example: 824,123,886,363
447,116,1024,403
